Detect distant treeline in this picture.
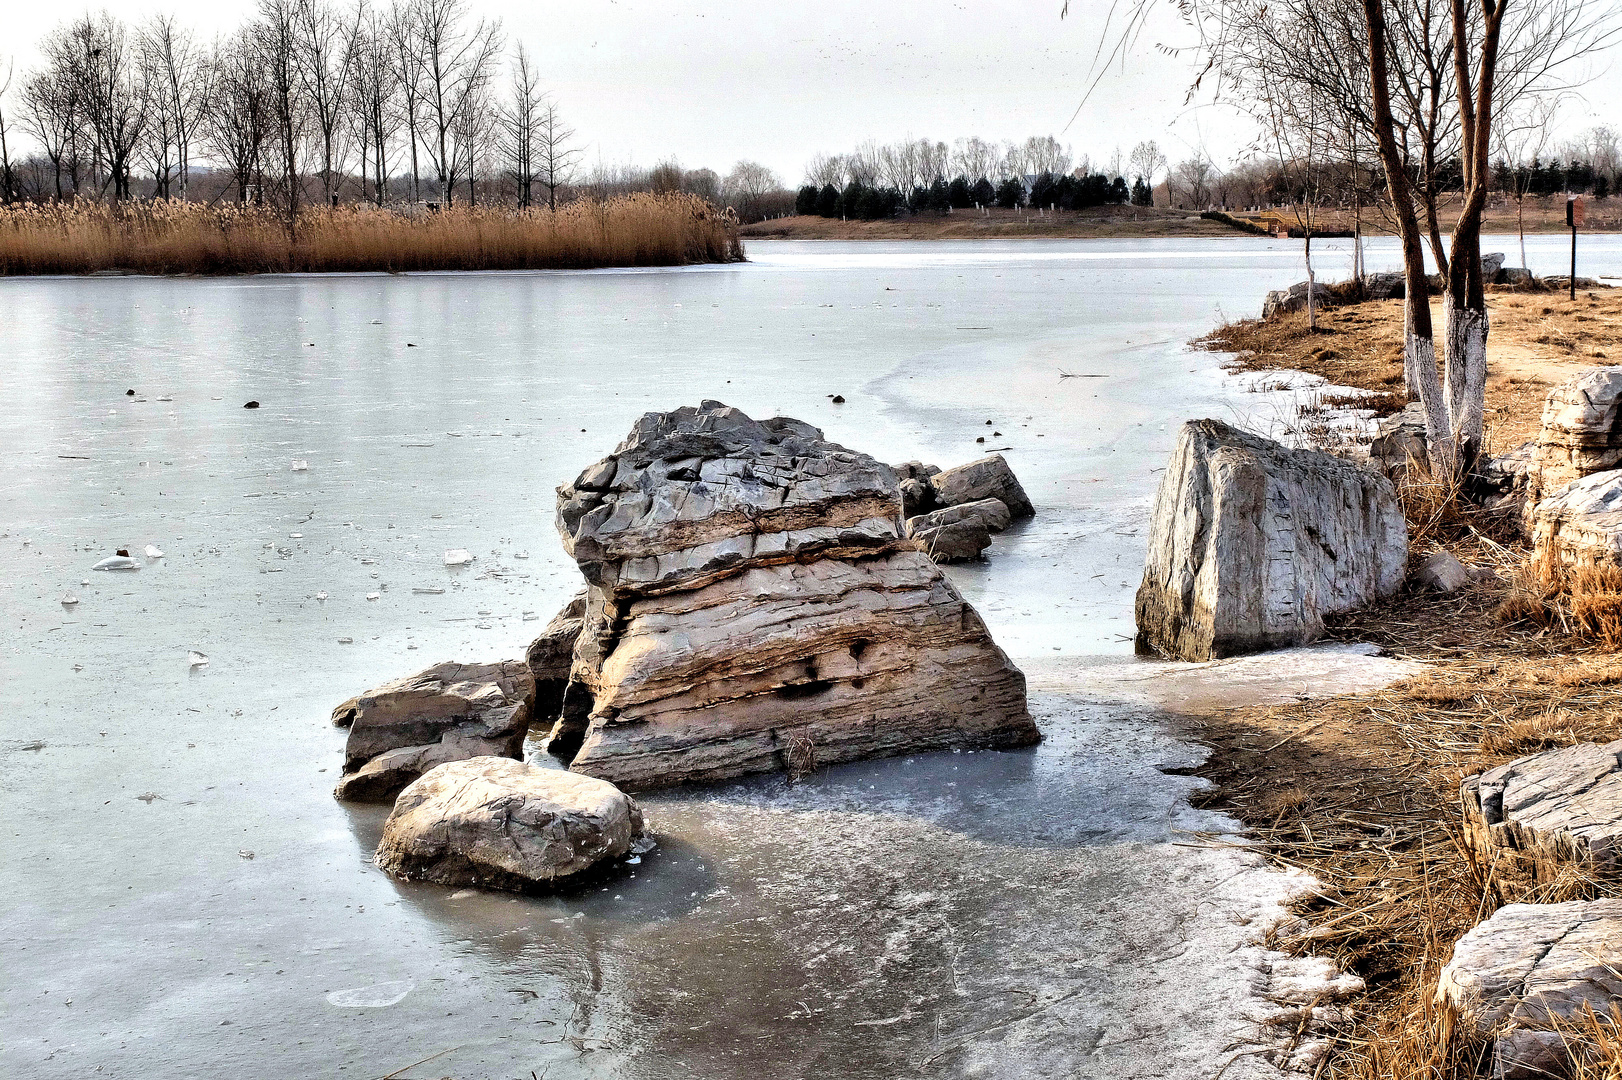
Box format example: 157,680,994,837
794,171,1138,220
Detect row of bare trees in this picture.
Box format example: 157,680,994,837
805,135,1094,191
0,0,583,213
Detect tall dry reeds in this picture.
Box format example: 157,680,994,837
0,194,744,275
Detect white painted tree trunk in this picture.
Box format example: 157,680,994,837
1305,238,1317,331
1443,292,1489,458
1409,329,1456,476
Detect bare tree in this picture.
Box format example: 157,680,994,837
723,159,781,222
1129,140,1168,195
20,56,80,200
293,0,361,206
257,0,306,229
534,93,577,210
804,152,846,189
141,15,208,200
0,58,16,204
952,136,1002,182
346,6,400,205
1171,156,1216,208
404,0,502,206
388,1,426,203
66,13,148,202
497,41,541,208
1494,95,1560,273
205,32,271,203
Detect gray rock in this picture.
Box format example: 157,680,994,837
1483,252,1505,279
1366,401,1429,478
1530,470,1622,569
1135,419,1408,661
1462,741,1622,895
898,477,936,517
332,661,534,802
1476,441,1537,518
908,497,1013,535
1439,899,1622,1079
908,518,992,562
892,460,941,482
1365,272,1405,300
553,401,1039,790
1533,366,1622,494
929,455,1034,518
1262,280,1332,319
375,756,645,891
1414,550,1472,592
1500,267,1534,286
526,591,586,732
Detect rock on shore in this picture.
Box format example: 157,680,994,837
552,400,1038,789
1532,366,1622,495
375,756,644,891
1135,419,1407,661
1440,899,1622,1079
1461,740,1622,896
331,661,534,801
1530,470,1622,568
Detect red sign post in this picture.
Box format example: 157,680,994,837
1568,195,1585,301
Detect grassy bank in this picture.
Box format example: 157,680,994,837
1191,287,1622,1075
0,193,743,276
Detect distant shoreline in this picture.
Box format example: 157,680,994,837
744,205,1622,242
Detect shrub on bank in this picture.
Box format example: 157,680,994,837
0,193,744,275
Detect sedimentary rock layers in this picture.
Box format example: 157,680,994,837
1135,419,1408,661
553,401,1038,789
1533,366,1622,494
331,661,534,801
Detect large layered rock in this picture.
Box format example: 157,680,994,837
1136,419,1408,661
1439,899,1622,1079
375,757,644,891
552,401,1038,789
1366,401,1429,479
1532,366,1622,494
331,661,534,801
929,455,1034,518
1530,470,1622,568
1462,740,1622,896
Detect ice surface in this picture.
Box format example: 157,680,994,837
5,235,1617,1080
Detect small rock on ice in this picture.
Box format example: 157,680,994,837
443,549,474,566
338,637,354,644
144,545,164,559
366,592,380,601
93,556,140,571
188,651,209,667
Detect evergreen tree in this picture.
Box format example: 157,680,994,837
995,176,1024,209
926,178,951,212
969,178,995,207
1110,177,1129,204
1131,177,1152,206
947,176,972,208
816,184,839,218
1597,174,1612,201
796,185,819,216
1029,172,1059,210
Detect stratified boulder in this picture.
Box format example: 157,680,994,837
1413,550,1471,592
1483,252,1506,280
1439,900,1622,1079
1474,441,1536,518
908,518,992,562
375,757,644,892
1530,470,1622,568
1461,741,1622,897
553,401,1038,790
929,455,1034,518
1365,272,1405,300
1532,367,1622,494
332,661,534,801
1500,267,1534,286
1136,419,1408,661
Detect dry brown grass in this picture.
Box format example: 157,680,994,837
0,194,743,275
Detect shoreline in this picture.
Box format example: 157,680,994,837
1176,281,1622,1071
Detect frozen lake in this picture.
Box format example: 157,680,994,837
4,235,1619,1079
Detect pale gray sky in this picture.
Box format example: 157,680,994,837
4,0,1618,183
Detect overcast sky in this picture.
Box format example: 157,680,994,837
4,0,1618,183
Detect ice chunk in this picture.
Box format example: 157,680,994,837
291,460,308,472
337,636,353,644
366,592,380,601
326,981,415,1008
60,593,79,606
144,545,164,559
315,591,328,601
443,549,474,566
188,651,209,667
411,587,444,595
513,551,530,559
93,556,140,571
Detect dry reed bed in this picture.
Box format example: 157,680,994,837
0,193,744,275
